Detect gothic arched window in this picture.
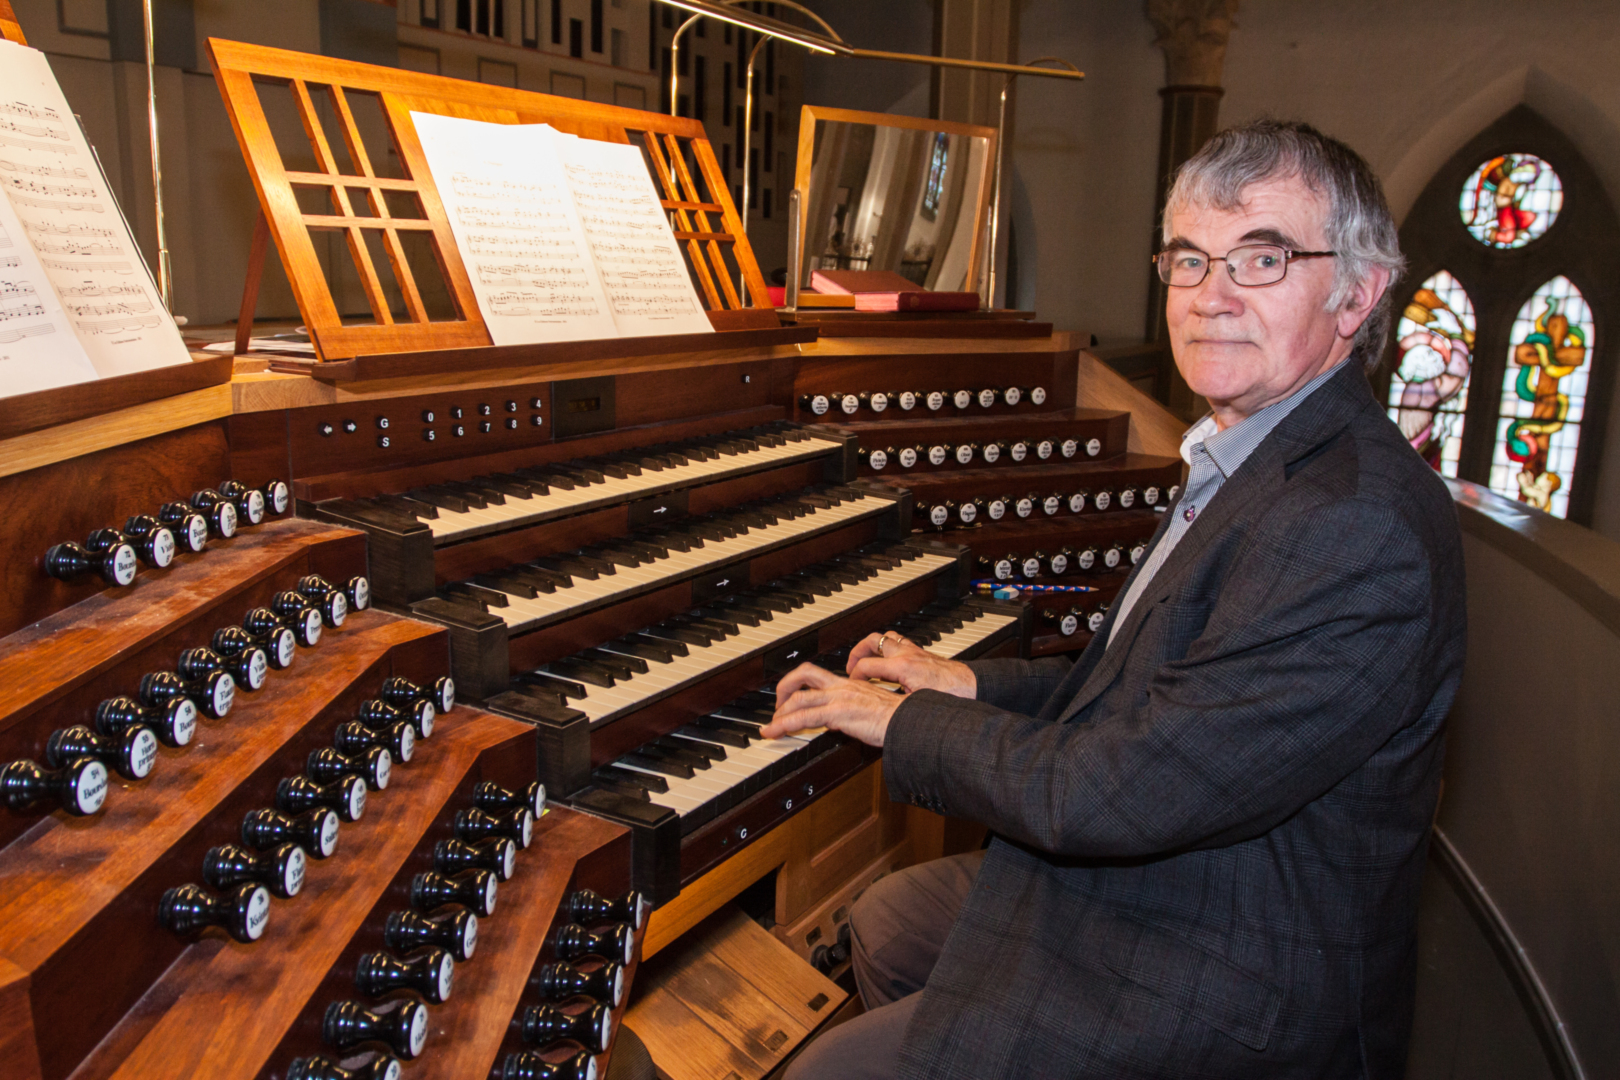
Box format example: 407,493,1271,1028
1380,108,1617,524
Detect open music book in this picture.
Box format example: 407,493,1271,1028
410,114,713,345
0,40,192,398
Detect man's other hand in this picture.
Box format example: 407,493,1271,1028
847,632,977,698
762,663,904,747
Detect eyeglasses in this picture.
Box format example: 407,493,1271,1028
1153,244,1336,288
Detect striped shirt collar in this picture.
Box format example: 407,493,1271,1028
1180,360,1350,477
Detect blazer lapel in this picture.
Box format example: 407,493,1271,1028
1052,361,1375,724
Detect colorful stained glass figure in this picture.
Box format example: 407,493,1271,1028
1489,275,1594,517
1459,153,1562,248
1387,271,1476,477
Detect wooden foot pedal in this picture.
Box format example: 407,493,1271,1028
623,905,847,1080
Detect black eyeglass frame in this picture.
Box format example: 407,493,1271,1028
1152,245,1338,288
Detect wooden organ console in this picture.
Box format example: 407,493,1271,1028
0,21,1184,1080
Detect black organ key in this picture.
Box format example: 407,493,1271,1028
594,764,667,794
100,691,200,746
386,907,478,962
475,572,537,599
118,516,177,568
323,999,431,1060
278,774,368,823
435,837,517,881
355,947,455,1004
444,582,509,610
308,745,391,791
44,539,137,587
203,841,306,899
359,697,435,739
285,1054,402,1080
457,806,534,849
242,807,341,859
619,752,694,780
1,757,109,815
159,882,270,943
188,488,240,538
609,634,685,660
493,1050,596,1080
516,671,587,701
334,719,415,764
553,922,635,965
531,959,625,1006
677,722,749,749
580,648,646,677
157,500,210,554
474,779,545,818
515,1001,614,1053
545,658,617,688
412,868,498,918
565,888,648,931
654,735,724,763
47,723,158,781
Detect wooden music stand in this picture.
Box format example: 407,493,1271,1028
208,38,787,365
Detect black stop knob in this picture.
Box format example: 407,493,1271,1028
241,807,341,859
181,644,266,694
204,841,306,899
159,882,270,943
530,960,625,1007
119,516,177,568
434,838,516,881
334,719,414,765
188,488,239,539
308,746,391,791
564,888,647,931
295,575,349,628
285,1054,401,1080
47,723,158,781
493,1050,596,1080
358,698,434,740
412,869,498,918
385,907,478,962
216,622,296,675
157,501,209,554
270,591,325,646
278,774,367,823
355,946,455,1004
474,779,544,818
517,1001,613,1053
43,540,136,587
216,479,267,526
380,674,455,714
99,692,200,746
1,757,109,815
553,922,634,966
323,999,430,1060
137,668,231,721
241,608,299,670
455,806,533,849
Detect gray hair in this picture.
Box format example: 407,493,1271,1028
1162,120,1406,372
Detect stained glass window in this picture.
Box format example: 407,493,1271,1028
1488,275,1594,518
1387,270,1476,477
1459,153,1562,248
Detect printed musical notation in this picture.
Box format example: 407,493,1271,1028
0,39,190,390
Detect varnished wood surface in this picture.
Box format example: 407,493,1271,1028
0,383,233,480
0,610,444,1079
421,808,631,1080
0,518,364,737
66,708,530,1080
0,358,233,442
268,327,817,384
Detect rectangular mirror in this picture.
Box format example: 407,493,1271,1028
792,106,997,296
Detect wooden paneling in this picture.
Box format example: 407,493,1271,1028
0,385,233,481
0,358,233,442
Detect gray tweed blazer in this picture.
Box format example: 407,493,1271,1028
884,359,1466,1079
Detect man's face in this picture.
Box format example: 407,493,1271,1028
1165,175,1373,425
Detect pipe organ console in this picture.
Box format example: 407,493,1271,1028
0,27,1185,1080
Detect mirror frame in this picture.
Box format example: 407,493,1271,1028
793,105,999,295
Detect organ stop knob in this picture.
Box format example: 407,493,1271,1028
159,882,271,943
516,1000,614,1053
565,888,648,931
46,724,158,781
412,869,498,918
530,960,625,1006
241,807,342,859
553,922,635,966
354,947,455,1004
203,842,307,899
1,757,108,815
492,1051,596,1080
286,1054,402,1080
386,908,478,962
323,999,431,1060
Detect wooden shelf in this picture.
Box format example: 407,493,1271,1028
0,356,234,442
68,707,534,1080
0,609,446,1080
265,326,818,384
784,310,1051,339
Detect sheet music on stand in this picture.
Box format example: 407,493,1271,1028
0,39,191,398
411,114,712,345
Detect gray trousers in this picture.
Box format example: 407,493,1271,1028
783,850,985,1080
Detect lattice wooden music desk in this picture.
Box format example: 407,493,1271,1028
208,37,800,370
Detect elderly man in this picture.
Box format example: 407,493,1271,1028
770,120,1466,1079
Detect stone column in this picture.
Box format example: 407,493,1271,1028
1144,0,1239,416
